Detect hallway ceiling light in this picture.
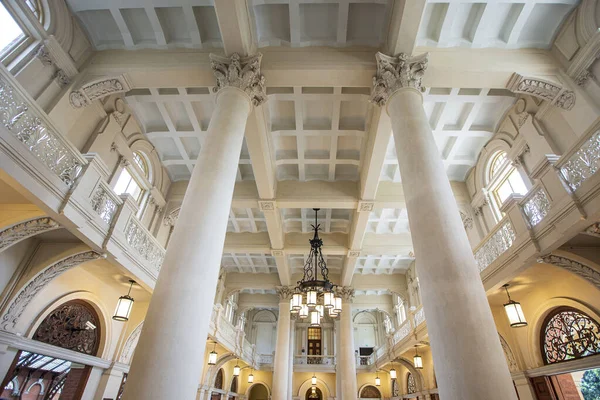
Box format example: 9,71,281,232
390,365,397,380
233,359,240,376
290,208,341,327
312,374,317,386
248,370,254,384
375,375,381,386
502,284,527,328
208,342,218,366
413,346,423,369
112,280,135,321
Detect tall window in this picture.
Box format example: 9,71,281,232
24,0,42,22
395,296,407,325
541,307,600,364
133,151,149,179
487,151,528,220
114,168,144,202
407,373,416,394
0,3,25,56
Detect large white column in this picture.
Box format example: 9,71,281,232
122,53,266,400
272,287,293,399
371,52,517,400
338,287,357,400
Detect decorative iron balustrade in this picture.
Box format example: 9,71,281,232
522,187,551,227
0,76,84,187
294,355,335,365
257,354,274,365
560,129,600,191
90,185,118,224
474,220,516,272
414,307,425,326
124,218,165,274
393,321,411,344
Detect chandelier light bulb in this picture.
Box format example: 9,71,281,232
334,296,342,313
323,292,334,309
300,304,309,319
248,372,254,384
307,290,317,307
290,299,298,314
292,293,303,310
310,310,320,327
233,360,240,376
316,305,324,319
328,307,338,318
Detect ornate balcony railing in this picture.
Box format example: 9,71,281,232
521,187,551,227
393,320,411,344
0,74,85,188
559,129,600,191
90,183,120,225
294,355,335,365
124,217,166,275
414,307,425,326
473,218,516,272
256,354,274,365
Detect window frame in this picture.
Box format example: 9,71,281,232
486,151,530,221
0,1,35,64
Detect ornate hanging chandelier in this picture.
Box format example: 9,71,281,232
290,209,342,326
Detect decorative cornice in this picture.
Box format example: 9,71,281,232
0,251,103,333
275,286,295,301
336,286,355,302
506,73,575,110
370,52,428,106
538,254,600,290
69,75,132,108
0,217,60,252
210,53,266,107
575,70,595,87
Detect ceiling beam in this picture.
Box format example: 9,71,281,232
213,0,257,56
384,0,427,55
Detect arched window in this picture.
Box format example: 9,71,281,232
487,151,528,220
395,295,407,325
133,151,150,179
230,376,238,394
541,306,600,364
24,0,43,23
407,373,416,394
214,369,224,389
360,385,381,398
114,166,144,203
0,3,26,57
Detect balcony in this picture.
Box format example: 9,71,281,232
0,67,165,289
208,304,256,366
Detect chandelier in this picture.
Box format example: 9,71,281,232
290,209,342,326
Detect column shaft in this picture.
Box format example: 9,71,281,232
387,87,517,399
272,289,292,399
338,290,357,400
122,87,252,400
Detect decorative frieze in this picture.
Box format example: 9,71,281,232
538,254,600,290
585,222,600,237
90,186,118,225
0,77,84,187
0,217,60,252
69,75,131,108
0,250,102,333
499,334,518,372
393,321,411,344
124,218,165,275
522,188,551,227
370,52,429,106
506,73,575,110
210,53,267,106
474,220,516,272
559,129,600,191
347,250,361,258
271,249,284,257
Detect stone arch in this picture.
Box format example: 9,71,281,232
119,321,144,364
527,297,600,368
214,368,224,390
393,357,425,392
25,291,112,359
0,217,60,252
575,0,599,45
128,138,163,191
538,251,600,291
203,353,236,388
297,377,332,399
0,249,103,334
359,384,381,398
25,379,44,395
253,309,277,322
353,310,378,324
499,333,519,372
245,382,271,399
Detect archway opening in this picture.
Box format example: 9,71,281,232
249,383,269,400
0,300,101,400
360,385,381,399
305,386,322,400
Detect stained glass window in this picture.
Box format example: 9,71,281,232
542,306,600,364
308,327,321,340
214,369,224,389
407,373,416,394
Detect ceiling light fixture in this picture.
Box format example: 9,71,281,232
413,346,423,369
289,209,341,327
112,280,135,321
208,342,218,366
233,359,240,376
502,284,527,328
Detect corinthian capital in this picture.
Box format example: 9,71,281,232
336,286,355,302
370,52,429,106
275,286,295,301
210,53,267,107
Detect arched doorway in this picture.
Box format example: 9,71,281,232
360,385,381,399
211,369,224,400
248,383,269,400
305,387,322,399
1,300,101,400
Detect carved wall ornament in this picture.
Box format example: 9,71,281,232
0,77,84,187
258,201,276,211
358,201,374,212
164,207,180,226
499,334,519,372
585,222,600,237
90,185,118,225
459,211,473,230
275,286,295,301
0,250,103,333
54,70,70,88
348,250,361,258
35,45,53,67
370,52,429,106
507,73,575,110
336,286,355,301
210,53,266,106
271,249,284,257
124,218,165,275
112,98,130,127
0,217,60,252
522,188,551,227
69,75,132,108
538,254,600,290
474,220,516,272
32,300,101,355
575,70,594,87
119,321,144,364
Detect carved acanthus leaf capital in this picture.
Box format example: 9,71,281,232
336,286,355,302
210,53,267,107
370,52,429,106
275,286,295,301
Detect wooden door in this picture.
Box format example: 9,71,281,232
531,377,557,400
307,327,322,363
551,374,582,400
